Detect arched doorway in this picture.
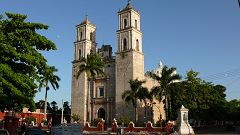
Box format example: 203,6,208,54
97,108,106,120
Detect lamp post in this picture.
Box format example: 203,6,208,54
61,99,64,124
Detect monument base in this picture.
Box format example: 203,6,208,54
178,122,195,135
176,105,195,135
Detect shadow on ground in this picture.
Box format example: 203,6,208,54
194,126,240,134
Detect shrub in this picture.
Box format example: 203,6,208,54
25,116,36,124
93,118,103,127
0,120,3,125
155,119,166,127
117,116,131,127
41,119,48,125
71,113,81,123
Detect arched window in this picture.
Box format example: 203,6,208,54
136,39,139,51
90,32,93,41
123,38,127,50
80,32,83,40
135,20,137,29
78,49,82,59
98,108,105,120
124,19,127,28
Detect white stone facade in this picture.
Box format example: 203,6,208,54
71,2,165,125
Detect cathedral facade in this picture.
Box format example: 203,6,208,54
71,2,164,125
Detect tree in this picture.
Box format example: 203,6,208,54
225,99,240,121
39,66,60,119
77,53,105,122
49,101,58,126
146,66,181,120
137,86,152,121
71,114,81,123
170,70,227,121
35,100,51,110
35,100,45,109
122,79,147,123
0,13,57,112
63,101,71,123
51,101,58,109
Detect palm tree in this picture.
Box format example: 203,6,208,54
51,101,58,112
137,87,152,121
39,66,60,120
35,100,46,109
146,66,181,121
121,79,147,123
77,53,105,123
51,101,57,108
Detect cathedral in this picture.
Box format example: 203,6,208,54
71,1,165,125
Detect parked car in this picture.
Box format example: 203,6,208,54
0,129,9,135
23,128,47,135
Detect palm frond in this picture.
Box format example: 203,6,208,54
122,90,132,99
39,66,60,91
146,71,161,81
77,53,105,79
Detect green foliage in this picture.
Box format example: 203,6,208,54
93,118,103,126
122,79,148,123
225,99,240,121
0,120,3,125
155,119,166,127
38,66,60,119
41,119,48,125
77,53,105,79
146,66,181,121
170,70,228,121
50,101,57,108
63,101,71,123
117,116,131,127
71,113,81,123
25,116,36,124
76,53,105,122
0,12,58,112
35,100,51,111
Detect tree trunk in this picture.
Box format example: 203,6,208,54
134,106,137,124
90,77,94,124
86,79,90,122
144,102,147,122
165,96,168,121
169,97,172,120
44,87,48,120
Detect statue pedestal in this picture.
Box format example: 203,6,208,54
178,121,194,135
177,105,195,135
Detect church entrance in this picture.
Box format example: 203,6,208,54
97,108,106,120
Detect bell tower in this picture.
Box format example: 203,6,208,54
115,1,144,120
71,16,96,123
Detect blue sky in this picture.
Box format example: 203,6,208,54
1,0,240,106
